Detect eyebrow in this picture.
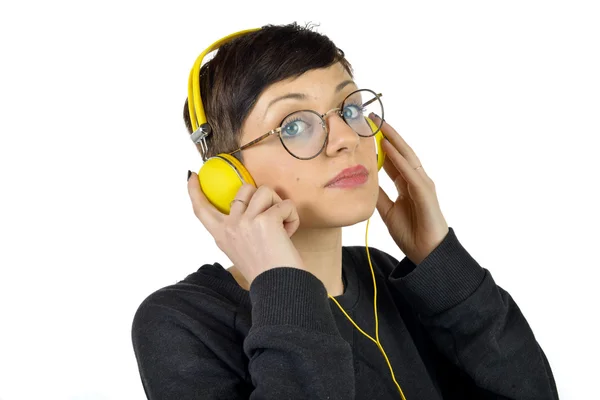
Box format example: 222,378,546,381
263,79,356,120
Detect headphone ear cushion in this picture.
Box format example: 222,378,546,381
197,153,256,215
366,117,387,171
375,130,386,171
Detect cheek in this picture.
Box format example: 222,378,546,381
244,154,314,200
362,137,379,170
272,168,317,202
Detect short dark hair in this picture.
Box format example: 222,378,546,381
183,22,354,162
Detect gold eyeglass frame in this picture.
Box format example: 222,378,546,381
226,89,384,160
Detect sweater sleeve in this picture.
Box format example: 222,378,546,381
131,267,355,400
387,227,559,399
243,267,355,399
132,300,250,400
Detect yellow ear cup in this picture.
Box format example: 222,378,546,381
198,153,256,215
366,117,387,171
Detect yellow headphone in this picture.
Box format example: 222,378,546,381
187,28,406,399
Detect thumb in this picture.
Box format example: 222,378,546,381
376,186,394,221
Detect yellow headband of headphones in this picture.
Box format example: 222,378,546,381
187,28,261,140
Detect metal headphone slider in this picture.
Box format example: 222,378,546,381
191,123,212,161
190,123,212,144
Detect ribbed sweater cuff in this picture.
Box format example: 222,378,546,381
249,267,340,335
389,227,486,317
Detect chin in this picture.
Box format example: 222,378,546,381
298,188,378,229
331,205,375,227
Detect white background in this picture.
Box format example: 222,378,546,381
0,1,598,399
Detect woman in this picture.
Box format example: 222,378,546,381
132,23,559,399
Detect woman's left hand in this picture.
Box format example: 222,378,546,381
371,113,449,265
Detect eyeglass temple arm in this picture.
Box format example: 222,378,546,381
227,129,280,155
362,93,383,108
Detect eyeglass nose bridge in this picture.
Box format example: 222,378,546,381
320,107,343,120
318,107,345,129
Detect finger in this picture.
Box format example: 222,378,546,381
228,183,257,219
187,171,223,231
376,186,394,221
382,154,408,198
262,198,301,237
380,139,431,201
381,149,401,182
370,113,422,169
244,185,284,220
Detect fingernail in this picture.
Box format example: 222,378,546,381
187,170,192,181
370,112,381,120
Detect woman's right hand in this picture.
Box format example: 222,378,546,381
187,171,306,287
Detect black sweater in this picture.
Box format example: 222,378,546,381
131,227,559,399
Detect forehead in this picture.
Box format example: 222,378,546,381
258,62,353,102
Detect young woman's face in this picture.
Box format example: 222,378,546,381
239,62,380,228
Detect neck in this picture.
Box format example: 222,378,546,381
291,226,344,297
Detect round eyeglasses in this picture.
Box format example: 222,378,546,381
228,89,384,160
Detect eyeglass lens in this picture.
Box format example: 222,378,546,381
279,89,383,159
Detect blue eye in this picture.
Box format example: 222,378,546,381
282,118,310,138
343,104,363,120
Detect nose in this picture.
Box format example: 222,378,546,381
323,113,360,158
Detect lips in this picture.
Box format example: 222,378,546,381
325,164,369,187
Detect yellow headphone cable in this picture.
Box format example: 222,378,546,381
328,218,407,400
